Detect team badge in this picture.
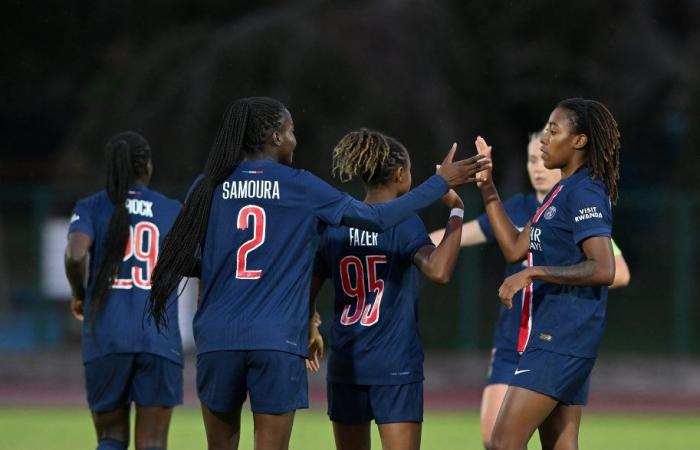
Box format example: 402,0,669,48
543,206,557,220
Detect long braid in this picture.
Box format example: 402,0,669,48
332,128,409,185
90,131,151,330
558,98,621,203
149,97,286,330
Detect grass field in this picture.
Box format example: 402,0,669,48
1,408,699,449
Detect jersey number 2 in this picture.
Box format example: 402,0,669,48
112,221,159,290
236,205,266,279
339,255,387,326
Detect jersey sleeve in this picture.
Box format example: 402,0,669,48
68,198,95,239
338,175,449,232
303,172,355,226
476,194,524,244
312,231,331,279
398,215,433,263
567,184,612,245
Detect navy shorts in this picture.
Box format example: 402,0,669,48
486,347,520,385
84,353,183,413
327,382,423,424
509,347,595,406
197,350,308,414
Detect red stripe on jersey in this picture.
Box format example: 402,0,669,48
532,185,563,223
517,251,534,353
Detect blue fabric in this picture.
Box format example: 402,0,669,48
96,438,127,450
193,160,448,357
197,350,308,414
84,353,183,412
486,347,520,385
509,347,594,406
327,382,423,424
526,167,612,357
69,185,182,365
315,214,431,385
477,193,540,352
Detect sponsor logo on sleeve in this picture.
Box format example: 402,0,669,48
70,213,80,223
575,207,603,223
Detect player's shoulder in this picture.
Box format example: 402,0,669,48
75,190,109,209
143,187,182,210
395,213,426,233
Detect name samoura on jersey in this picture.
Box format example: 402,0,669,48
314,214,432,385
191,159,450,359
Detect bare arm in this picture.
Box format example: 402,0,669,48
497,236,615,308
610,253,630,289
429,219,487,247
475,137,529,263
64,231,92,320
415,192,464,284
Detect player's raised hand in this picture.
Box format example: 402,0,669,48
436,143,491,189
71,298,84,321
497,269,532,309
474,136,493,189
435,164,465,209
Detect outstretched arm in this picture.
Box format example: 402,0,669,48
64,231,92,321
497,236,615,308
415,190,464,284
476,137,529,262
340,145,490,232
429,219,487,247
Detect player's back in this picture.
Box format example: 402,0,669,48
315,213,432,385
194,159,353,357
69,184,182,364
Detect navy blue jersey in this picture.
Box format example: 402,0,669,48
69,184,183,364
522,168,612,358
314,214,432,385
192,160,448,358
477,193,540,351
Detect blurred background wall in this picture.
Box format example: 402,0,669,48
1,0,699,375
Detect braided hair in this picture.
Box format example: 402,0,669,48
149,97,287,330
90,131,151,329
332,128,409,186
557,98,621,203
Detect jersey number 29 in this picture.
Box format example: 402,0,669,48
112,221,159,290
339,255,387,326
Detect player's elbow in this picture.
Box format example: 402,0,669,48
65,247,88,265
599,265,615,287
426,268,452,285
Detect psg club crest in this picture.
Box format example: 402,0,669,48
543,206,557,220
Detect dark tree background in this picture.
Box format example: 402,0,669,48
3,0,698,191
2,0,699,352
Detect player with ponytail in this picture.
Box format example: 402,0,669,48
65,131,183,450
149,97,489,450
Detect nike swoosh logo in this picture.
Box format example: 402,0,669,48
514,369,531,375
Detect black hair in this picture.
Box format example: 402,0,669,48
557,98,621,203
149,97,287,330
90,131,151,329
332,128,409,186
